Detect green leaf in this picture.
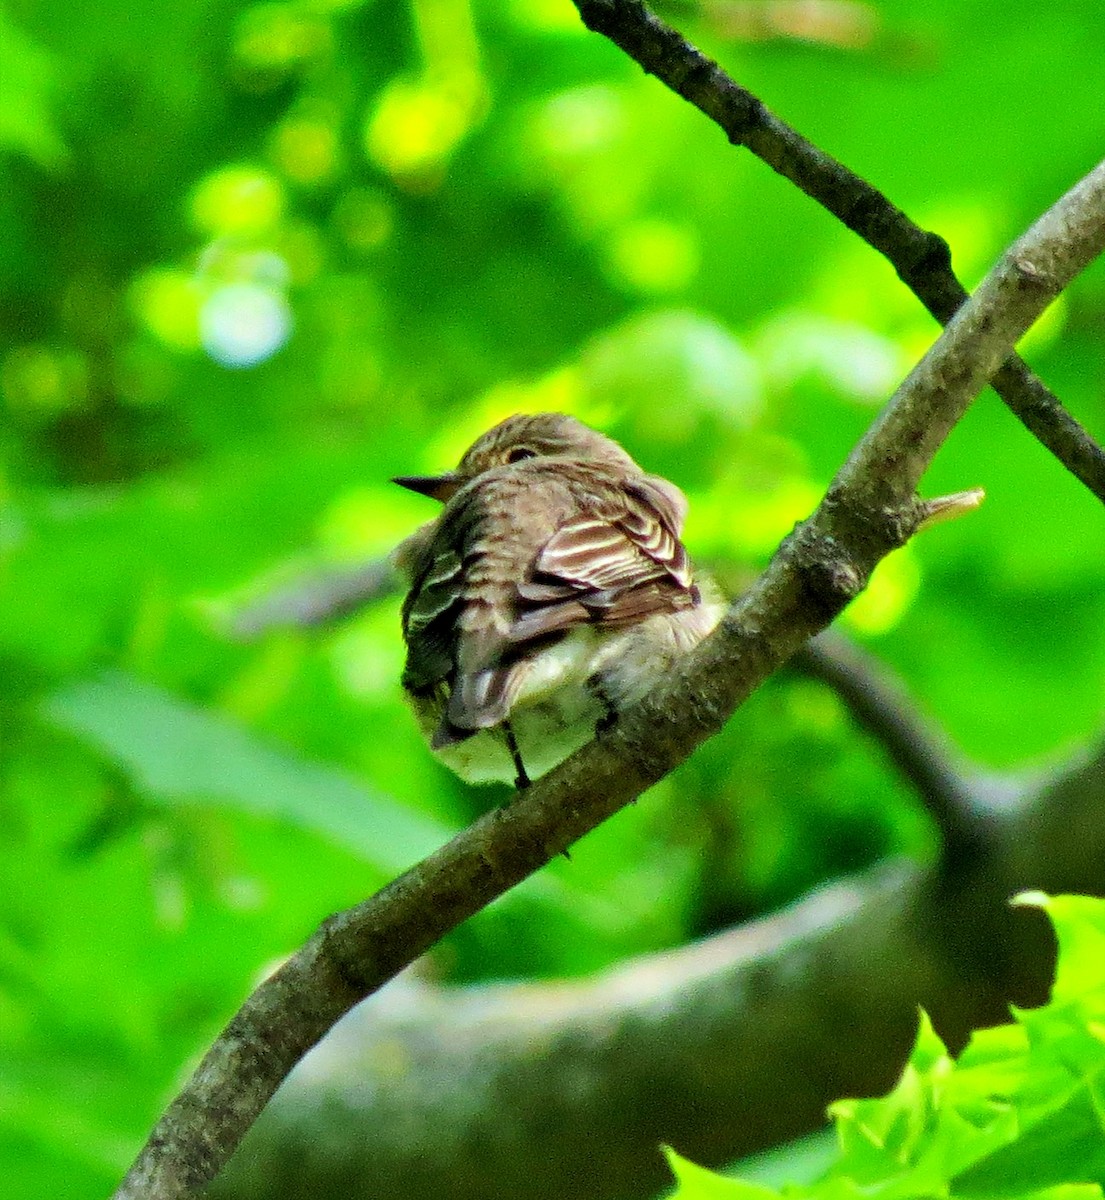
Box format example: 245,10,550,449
829,1011,955,1183
41,671,452,874
1013,893,1105,1003
665,1146,782,1199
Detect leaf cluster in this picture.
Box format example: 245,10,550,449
669,893,1105,1200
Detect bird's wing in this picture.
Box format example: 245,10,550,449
505,473,694,644
400,544,465,693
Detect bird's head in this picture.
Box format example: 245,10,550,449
392,413,640,503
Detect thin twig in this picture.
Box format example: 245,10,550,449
572,0,1105,505
111,157,1105,1200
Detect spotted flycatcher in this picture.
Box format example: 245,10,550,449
392,413,722,786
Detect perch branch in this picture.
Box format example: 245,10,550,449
208,731,1105,1200
112,159,1105,1200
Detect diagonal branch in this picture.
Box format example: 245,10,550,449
209,732,1105,1200
221,559,399,641
111,159,1105,1200
573,0,1105,504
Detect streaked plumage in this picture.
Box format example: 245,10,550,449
392,413,723,785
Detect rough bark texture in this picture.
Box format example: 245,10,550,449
208,651,1105,1200
210,744,1091,1200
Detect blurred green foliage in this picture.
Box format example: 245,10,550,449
1,0,1104,1194
669,893,1105,1198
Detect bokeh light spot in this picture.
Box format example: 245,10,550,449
580,310,763,431
199,283,292,368
320,487,435,560
129,268,204,352
234,3,332,72
191,165,285,238
365,76,483,183
606,219,699,294
757,311,906,404
270,112,340,186
844,546,921,636
689,473,821,560
1,344,88,417
533,85,624,157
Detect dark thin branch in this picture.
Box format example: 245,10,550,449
111,158,1105,1200
573,0,1105,505
792,632,980,858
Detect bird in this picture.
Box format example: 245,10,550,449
392,412,723,787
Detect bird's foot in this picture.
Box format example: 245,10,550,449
503,721,531,790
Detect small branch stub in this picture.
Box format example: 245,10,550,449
918,488,986,530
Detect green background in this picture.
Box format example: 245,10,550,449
2,0,1104,1194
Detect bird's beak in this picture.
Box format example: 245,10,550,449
391,472,462,503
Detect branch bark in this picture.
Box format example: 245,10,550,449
572,0,1105,505
210,733,1105,1200
209,651,1105,1200
222,559,399,642
111,157,1105,1200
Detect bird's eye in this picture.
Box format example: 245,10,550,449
506,446,536,463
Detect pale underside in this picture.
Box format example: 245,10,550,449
410,602,723,784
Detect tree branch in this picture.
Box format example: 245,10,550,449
221,559,399,641
572,0,1105,505
213,862,934,1200
791,632,980,858
210,734,1105,1200
111,160,1105,1200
